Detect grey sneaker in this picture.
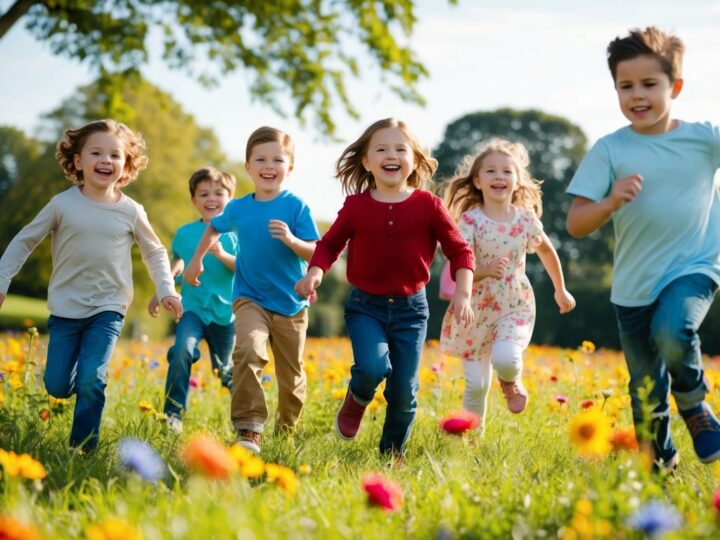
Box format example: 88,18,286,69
236,429,262,454
167,415,183,434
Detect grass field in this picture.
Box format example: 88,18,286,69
0,294,49,331
1,331,720,539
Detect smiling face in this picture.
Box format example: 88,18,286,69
614,54,683,135
192,180,231,223
361,127,417,193
245,141,293,201
472,151,518,207
72,131,127,196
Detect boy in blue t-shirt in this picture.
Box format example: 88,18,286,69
185,127,320,453
149,167,238,432
566,27,720,470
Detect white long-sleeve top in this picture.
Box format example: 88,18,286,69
0,186,177,318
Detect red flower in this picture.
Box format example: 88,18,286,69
361,473,403,511
714,489,720,512
581,400,594,409
439,410,481,435
610,427,639,452
549,375,558,382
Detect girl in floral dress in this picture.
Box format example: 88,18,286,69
440,139,575,433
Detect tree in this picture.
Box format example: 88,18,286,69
0,0,441,134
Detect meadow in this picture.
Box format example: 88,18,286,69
2,329,720,539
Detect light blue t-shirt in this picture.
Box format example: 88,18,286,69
173,220,237,325
567,121,720,307
211,190,320,316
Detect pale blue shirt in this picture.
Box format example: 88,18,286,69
567,121,720,307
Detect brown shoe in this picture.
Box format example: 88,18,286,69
335,389,367,440
236,429,262,453
499,378,528,413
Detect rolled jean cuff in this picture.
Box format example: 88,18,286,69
233,421,265,434
347,384,373,407
673,378,709,411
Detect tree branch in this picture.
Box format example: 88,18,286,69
0,0,39,40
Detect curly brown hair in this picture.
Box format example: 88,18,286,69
55,119,149,188
336,118,437,195
442,139,543,222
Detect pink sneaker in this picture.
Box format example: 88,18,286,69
499,378,528,413
335,390,367,440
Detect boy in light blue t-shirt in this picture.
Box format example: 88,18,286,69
185,127,320,454
149,167,238,432
566,27,720,470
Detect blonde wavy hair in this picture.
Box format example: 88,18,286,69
442,138,543,222
55,119,148,188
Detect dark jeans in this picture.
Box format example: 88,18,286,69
164,311,235,418
45,311,125,450
344,287,429,454
614,273,718,462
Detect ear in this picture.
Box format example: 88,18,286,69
73,154,83,171
362,155,370,172
244,161,250,172
671,78,684,98
288,161,294,174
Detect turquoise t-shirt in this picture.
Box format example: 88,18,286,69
211,190,320,316
567,121,720,307
172,220,237,325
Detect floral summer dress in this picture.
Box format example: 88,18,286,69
441,206,543,361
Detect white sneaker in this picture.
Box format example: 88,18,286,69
167,415,184,433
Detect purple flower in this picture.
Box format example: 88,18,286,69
118,438,166,482
626,500,682,537
149,360,160,369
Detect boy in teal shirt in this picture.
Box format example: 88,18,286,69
566,27,720,469
149,167,238,432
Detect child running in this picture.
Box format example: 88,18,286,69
441,139,575,433
148,166,238,433
567,27,720,469
295,118,475,457
184,127,319,453
0,119,182,450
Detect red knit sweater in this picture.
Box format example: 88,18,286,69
310,190,475,295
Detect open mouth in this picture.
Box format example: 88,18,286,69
94,167,113,177
382,164,401,172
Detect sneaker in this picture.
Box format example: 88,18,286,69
652,451,680,474
680,402,720,463
167,415,184,434
498,378,528,413
335,389,367,440
236,429,262,454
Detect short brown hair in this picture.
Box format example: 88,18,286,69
607,27,684,82
245,126,294,167
55,119,148,187
188,166,236,198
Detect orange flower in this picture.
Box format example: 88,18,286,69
182,436,236,479
0,449,47,480
265,463,298,495
609,427,639,452
0,515,41,540
439,410,481,435
86,517,143,540
361,473,403,511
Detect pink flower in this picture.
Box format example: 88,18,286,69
431,362,442,374
361,473,403,511
554,394,568,404
713,489,720,512
189,378,199,389
439,410,481,435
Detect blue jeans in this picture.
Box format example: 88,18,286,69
344,288,429,454
164,311,235,418
45,311,125,450
614,273,718,462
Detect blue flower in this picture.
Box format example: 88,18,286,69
626,500,682,537
149,360,160,369
118,437,166,482
261,374,273,383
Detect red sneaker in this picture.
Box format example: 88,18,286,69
335,390,367,440
499,378,528,414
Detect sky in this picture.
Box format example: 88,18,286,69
1,0,719,221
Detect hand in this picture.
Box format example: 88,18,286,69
0,292,5,310
484,257,509,280
161,295,183,322
295,267,323,298
147,295,160,317
555,289,576,314
184,259,203,286
269,219,297,248
208,241,225,258
448,293,474,328
608,174,643,211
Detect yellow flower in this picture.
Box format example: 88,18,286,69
580,341,596,353
299,464,311,475
331,388,345,400
48,396,69,408
86,518,143,540
569,409,612,458
138,400,155,413
0,449,47,480
228,444,265,479
265,463,298,495
0,515,42,540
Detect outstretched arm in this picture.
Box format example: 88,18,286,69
148,258,183,317
184,224,221,286
535,232,575,314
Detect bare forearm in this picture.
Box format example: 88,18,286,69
566,197,615,237
287,239,316,262
536,237,566,292
192,226,221,264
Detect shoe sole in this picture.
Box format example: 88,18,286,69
334,412,358,441
237,440,261,454
697,447,720,464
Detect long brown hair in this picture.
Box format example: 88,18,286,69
442,138,543,221
336,118,437,195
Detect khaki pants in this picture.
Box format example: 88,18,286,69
231,299,308,433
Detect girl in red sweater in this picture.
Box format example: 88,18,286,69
295,118,474,456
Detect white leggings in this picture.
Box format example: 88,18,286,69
463,341,524,431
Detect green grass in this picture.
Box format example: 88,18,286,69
0,294,49,331
1,334,719,538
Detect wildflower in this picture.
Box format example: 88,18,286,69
148,360,160,369
189,377,199,389
118,438,166,482
182,435,236,479
38,408,51,421
86,517,143,540
299,464,312,475
265,463,299,495
362,473,403,512
0,449,47,480
581,400,594,409
439,410,481,435
431,362,442,374
609,427,638,452
713,489,720,513
580,341,596,353
228,444,265,479
554,394,569,404
261,374,273,383
137,400,155,413
0,515,41,540
626,500,682,537
569,409,612,458
549,375,558,382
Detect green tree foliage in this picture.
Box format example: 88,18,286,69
0,0,436,134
